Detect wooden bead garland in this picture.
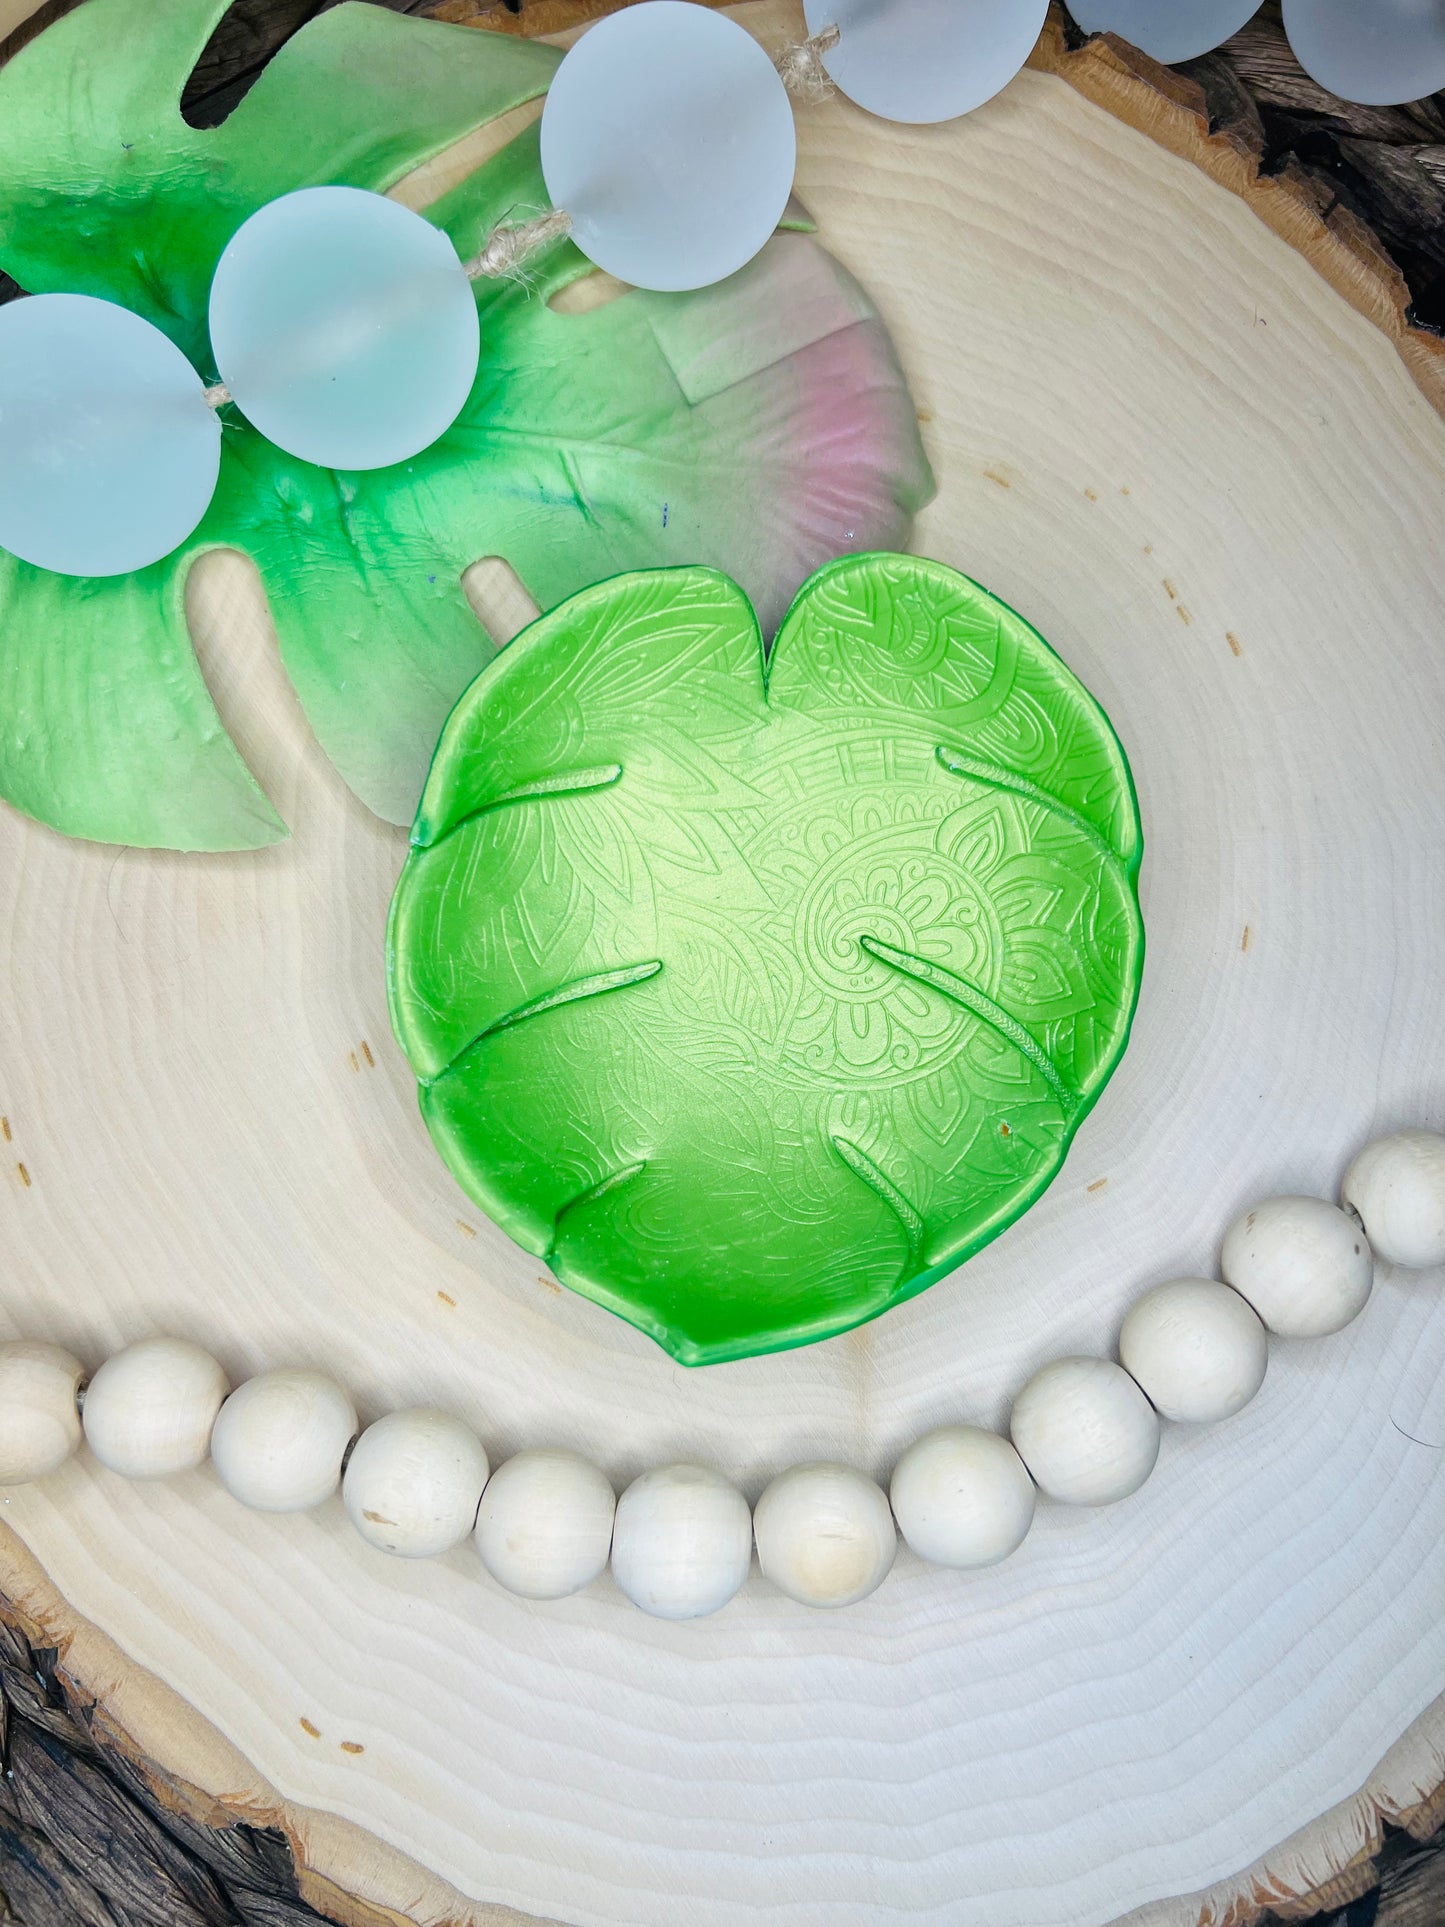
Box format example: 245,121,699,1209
889,1426,1035,1569
82,1337,228,1480
0,1128,1438,1613
1010,1356,1160,1506
754,1463,896,1607
1342,1129,1445,1270
211,1369,357,1514
475,1448,615,1601
1220,1195,1373,1337
0,1341,84,1485
342,1408,490,1558
1118,1279,1268,1423
609,1464,753,1620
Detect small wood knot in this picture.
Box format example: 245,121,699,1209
775,23,840,102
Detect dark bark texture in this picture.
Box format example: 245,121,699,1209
0,1613,339,1926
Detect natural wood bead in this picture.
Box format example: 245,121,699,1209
474,1447,615,1601
1119,1279,1268,1424
0,1341,85,1485
341,1408,489,1559
1010,1357,1160,1506
889,1426,1035,1570
609,1464,752,1620
753,1462,896,1608
210,1370,357,1514
1221,1195,1373,1337
1342,1129,1445,1270
82,1338,228,1480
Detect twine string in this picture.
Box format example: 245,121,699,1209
775,22,841,102
464,207,575,286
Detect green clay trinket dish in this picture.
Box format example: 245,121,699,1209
387,553,1145,1365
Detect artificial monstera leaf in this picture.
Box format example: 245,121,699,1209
0,0,931,851
388,554,1145,1366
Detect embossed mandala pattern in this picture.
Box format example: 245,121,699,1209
387,555,1144,1365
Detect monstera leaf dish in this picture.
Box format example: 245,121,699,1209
0,0,931,851
388,554,1145,1365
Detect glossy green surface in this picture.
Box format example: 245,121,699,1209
388,555,1145,1366
0,0,930,851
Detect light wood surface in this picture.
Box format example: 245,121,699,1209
1,4,1444,1924
1027,12,1445,420
0,0,43,40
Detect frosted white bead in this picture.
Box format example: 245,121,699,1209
1282,0,1445,108
1119,1279,1268,1423
0,293,219,578
475,1448,615,1601
804,0,1049,126
753,1462,896,1608
1220,1194,1373,1337
82,1338,228,1480
342,1408,489,1558
1010,1357,1160,1506
208,185,479,471
1069,0,1261,64
1341,1130,1445,1271
610,1463,752,1619
889,1426,1035,1569
541,2,795,291
210,1369,357,1514
0,1341,85,1485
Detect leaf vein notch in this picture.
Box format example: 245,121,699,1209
935,744,1128,870
831,1134,924,1274
548,1160,649,1260
859,935,1079,1119
427,960,662,1083
421,764,623,850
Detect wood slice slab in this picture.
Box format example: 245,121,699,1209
1,4,1444,1925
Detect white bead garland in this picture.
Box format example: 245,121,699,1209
1069,0,1262,65
889,1426,1035,1569
475,1448,615,1601
342,1408,490,1559
82,1337,229,1480
1342,1130,1445,1271
208,186,480,472
540,1,796,292
610,1463,752,1619
1220,1194,1372,1337
754,1462,896,1608
0,1341,85,1486
1010,1357,1161,1506
210,1369,358,1514
10,1120,1439,1612
1118,1279,1268,1424
0,293,221,579
15,0,1432,589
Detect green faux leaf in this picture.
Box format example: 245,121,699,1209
0,0,932,850
388,554,1145,1366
